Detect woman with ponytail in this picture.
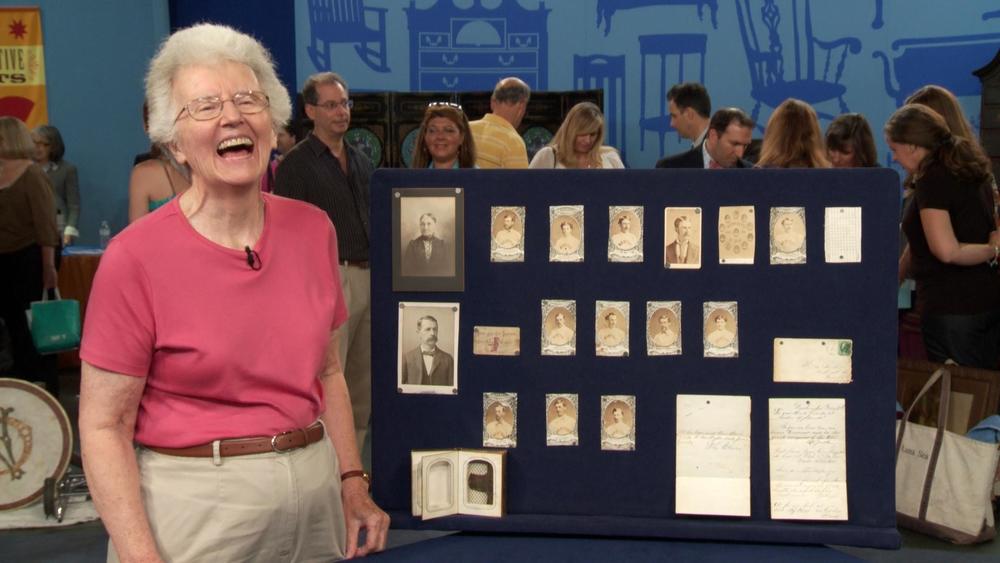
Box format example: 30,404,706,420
886,104,1000,368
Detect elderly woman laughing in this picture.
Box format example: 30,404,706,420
79,24,388,562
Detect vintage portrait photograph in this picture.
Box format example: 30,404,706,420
397,302,460,394
392,188,465,291
490,206,525,263
663,207,702,269
546,394,579,446
601,395,636,451
595,300,629,357
541,299,577,356
483,392,517,448
770,206,807,265
608,205,643,263
703,301,739,358
549,205,584,262
647,301,682,356
718,205,755,265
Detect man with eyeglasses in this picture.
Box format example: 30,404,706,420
469,77,531,169
274,72,373,455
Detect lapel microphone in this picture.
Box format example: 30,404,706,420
244,246,262,271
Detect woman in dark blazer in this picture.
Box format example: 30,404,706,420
33,125,80,246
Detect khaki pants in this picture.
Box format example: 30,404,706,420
109,438,345,563
339,264,372,451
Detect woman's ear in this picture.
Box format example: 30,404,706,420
168,140,187,165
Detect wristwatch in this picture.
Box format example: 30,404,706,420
341,470,371,491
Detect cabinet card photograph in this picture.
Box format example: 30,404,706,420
472,326,520,356
546,393,579,446
541,299,576,356
601,395,636,451
647,301,682,356
595,300,629,357
397,302,459,395
770,206,806,265
663,207,702,269
703,301,738,358
490,206,525,263
483,392,517,448
718,205,755,264
608,206,643,263
549,205,584,262
393,188,465,291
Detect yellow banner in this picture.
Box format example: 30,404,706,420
0,7,47,127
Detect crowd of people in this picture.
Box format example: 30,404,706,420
0,20,996,561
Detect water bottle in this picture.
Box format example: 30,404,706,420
99,220,111,249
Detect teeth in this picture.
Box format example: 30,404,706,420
217,137,253,151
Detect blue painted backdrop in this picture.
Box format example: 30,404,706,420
294,0,1000,169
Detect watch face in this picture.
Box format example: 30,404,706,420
346,127,383,168
522,126,553,161
401,128,419,168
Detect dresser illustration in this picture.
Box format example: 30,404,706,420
405,0,550,92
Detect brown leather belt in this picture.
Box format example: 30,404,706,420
145,422,324,458
340,260,370,269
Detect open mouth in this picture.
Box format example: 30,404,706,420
216,136,254,158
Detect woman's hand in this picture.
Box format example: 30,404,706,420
342,479,389,558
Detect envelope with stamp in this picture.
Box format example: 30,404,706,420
773,338,853,384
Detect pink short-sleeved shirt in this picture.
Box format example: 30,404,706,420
80,193,348,447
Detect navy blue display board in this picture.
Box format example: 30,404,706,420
371,169,901,549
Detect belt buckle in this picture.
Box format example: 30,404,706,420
270,427,308,453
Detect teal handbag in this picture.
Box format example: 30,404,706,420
26,290,81,355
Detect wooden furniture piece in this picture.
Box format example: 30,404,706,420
56,249,101,369
404,0,549,92
974,48,1000,179
897,357,1000,435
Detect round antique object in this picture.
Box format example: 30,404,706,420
0,378,72,510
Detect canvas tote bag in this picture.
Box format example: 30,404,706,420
25,289,81,355
895,367,1000,544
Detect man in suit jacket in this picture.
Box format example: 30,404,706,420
402,315,455,386
656,108,755,169
402,212,451,276
664,215,700,265
666,82,712,148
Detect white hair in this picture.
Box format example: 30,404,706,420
145,23,292,145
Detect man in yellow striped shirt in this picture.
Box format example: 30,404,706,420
470,77,530,169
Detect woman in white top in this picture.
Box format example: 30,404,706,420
529,102,624,169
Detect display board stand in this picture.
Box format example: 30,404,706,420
371,169,901,549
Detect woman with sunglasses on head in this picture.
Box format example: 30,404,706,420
825,113,878,168
411,102,477,169
78,24,388,562
887,104,1000,369
529,102,624,169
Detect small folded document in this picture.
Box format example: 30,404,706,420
769,398,848,520
773,338,853,384
676,394,751,517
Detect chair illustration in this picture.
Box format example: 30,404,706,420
574,55,627,161
734,0,861,129
308,0,390,73
637,34,706,156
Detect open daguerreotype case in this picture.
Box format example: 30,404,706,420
410,449,507,520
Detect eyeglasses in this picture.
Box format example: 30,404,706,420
428,101,462,110
311,99,354,111
175,91,270,122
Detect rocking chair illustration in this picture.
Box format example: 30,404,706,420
308,0,390,73
734,0,861,129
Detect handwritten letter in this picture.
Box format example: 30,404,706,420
676,394,751,517
769,398,848,520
